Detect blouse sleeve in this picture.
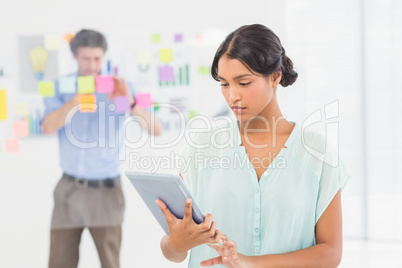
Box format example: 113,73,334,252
315,142,352,224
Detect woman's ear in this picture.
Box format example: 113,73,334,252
271,72,282,88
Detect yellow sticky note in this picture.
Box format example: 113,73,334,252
159,48,173,63
78,76,95,94
79,94,97,113
151,34,160,43
137,49,152,65
14,102,29,116
45,35,61,50
38,81,55,97
0,89,7,120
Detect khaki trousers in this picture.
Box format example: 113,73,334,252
48,226,121,268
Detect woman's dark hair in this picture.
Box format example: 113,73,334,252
70,29,108,55
211,24,297,87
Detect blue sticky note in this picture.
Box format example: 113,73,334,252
59,76,76,94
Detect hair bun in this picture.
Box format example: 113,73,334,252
280,49,298,87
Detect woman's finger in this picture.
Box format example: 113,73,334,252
200,256,223,267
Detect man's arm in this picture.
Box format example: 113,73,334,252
131,106,163,136
42,94,79,135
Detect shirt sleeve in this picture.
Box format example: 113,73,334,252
315,142,352,224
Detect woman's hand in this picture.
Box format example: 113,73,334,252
156,198,222,254
201,235,248,268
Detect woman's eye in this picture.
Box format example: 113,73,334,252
240,82,251,86
220,83,229,87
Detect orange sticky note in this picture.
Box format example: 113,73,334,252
0,89,7,120
79,94,97,113
12,120,29,138
64,32,75,43
5,138,20,153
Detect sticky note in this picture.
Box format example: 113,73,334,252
151,34,160,43
45,35,61,50
135,93,152,109
38,81,55,97
198,65,210,75
0,89,7,120
96,75,114,93
114,96,131,113
159,48,173,63
64,32,75,43
79,94,97,113
159,66,175,82
77,76,95,94
188,110,198,119
5,138,19,153
12,120,29,138
14,102,29,116
59,76,76,94
174,34,183,43
137,49,152,65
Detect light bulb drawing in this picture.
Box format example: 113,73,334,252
29,46,48,80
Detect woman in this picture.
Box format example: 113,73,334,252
156,24,351,267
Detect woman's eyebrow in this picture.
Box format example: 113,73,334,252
218,74,252,81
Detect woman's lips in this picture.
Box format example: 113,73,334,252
232,106,246,113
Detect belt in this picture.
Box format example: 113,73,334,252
63,173,120,188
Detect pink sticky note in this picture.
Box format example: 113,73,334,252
96,75,114,93
6,138,20,153
114,96,131,113
12,120,29,138
159,66,175,82
135,93,152,109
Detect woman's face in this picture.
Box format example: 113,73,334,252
217,55,280,122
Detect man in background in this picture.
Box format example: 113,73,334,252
42,29,162,268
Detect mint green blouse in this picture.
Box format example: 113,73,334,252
179,119,351,267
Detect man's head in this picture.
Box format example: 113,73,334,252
70,29,107,76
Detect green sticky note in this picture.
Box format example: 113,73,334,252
151,34,160,43
38,81,55,97
78,76,95,94
159,48,173,63
198,65,211,75
188,110,198,119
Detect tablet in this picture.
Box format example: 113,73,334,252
125,171,205,235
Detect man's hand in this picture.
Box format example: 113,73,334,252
107,77,134,105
